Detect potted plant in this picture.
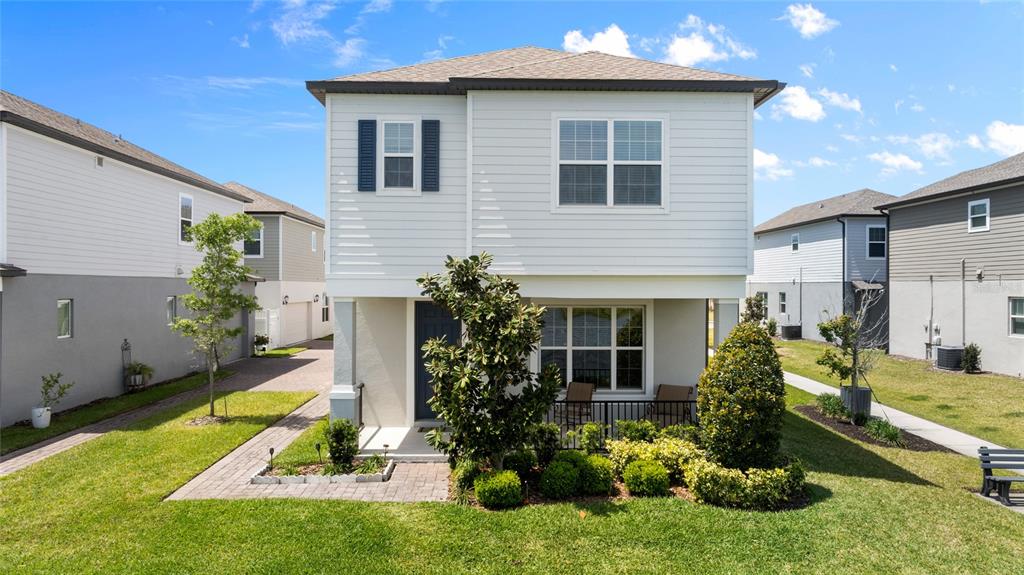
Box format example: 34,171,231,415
816,289,886,421
32,372,74,429
127,362,154,390
253,334,270,356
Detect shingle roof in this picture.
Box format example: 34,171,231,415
223,182,324,228
307,46,783,107
0,90,249,203
754,189,897,234
877,153,1024,209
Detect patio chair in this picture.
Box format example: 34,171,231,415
553,381,596,427
646,384,694,426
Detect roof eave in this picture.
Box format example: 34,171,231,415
245,209,325,228
875,175,1024,210
754,212,884,235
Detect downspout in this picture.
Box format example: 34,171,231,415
961,258,967,347
882,208,890,353
837,217,847,312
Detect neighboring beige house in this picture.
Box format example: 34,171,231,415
224,182,329,347
878,153,1024,377
305,46,784,427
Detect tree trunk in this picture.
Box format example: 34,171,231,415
207,352,216,417
851,345,859,388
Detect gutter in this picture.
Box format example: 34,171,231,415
875,175,1024,211
837,217,847,313
880,208,891,353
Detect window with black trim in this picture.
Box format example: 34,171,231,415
866,225,886,259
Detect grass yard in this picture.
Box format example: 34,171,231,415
260,347,307,358
777,339,1024,448
0,370,231,455
2,385,1022,574
273,415,330,471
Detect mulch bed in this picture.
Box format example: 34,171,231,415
795,405,952,452
186,415,231,426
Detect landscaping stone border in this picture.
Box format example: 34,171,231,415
251,460,395,484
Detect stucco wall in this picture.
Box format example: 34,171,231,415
652,299,708,389
355,297,408,427
747,280,845,342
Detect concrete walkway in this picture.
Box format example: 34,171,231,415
785,371,1008,457
0,340,332,477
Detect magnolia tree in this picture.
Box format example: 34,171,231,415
172,213,261,418
418,253,560,470
740,293,767,324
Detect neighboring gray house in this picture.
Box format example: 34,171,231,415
878,153,1024,377
748,189,897,341
224,182,330,347
0,90,255,427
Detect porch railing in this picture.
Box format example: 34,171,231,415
542,400,697,450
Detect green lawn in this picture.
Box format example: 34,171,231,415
778,339,1024,448
0,370,231,455
260,347,307,358
2,385,1022,574
273,415,330,471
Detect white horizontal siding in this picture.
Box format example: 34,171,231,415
3,125,243,277
751,220,843,283
471,91,753,275
327,94,466,280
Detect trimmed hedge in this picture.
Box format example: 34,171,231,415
685,458,806,510
698,322,786,470
540,461,578,500
579,455,614,495
502,449,537,478
623,459,670,497
474,470,522,510
607,437,703,484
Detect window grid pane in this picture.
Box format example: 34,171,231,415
559,120,607,161
616,307,643,347
613,120,661,161
869,227,886,242
572,350,611,388
559,165,607,205
971,215,987,229
970,203,987,216
383,122,413,154
613,165,661,205
180,197,192,219
541,307,568,347
1013,318,1024,335
1012,298,1024,317
572,308,611,347
541,350,568,387
384,157,414,188
616,350,643,389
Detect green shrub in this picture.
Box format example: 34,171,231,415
864,418,905,447
578,455,614,495
685,457,806,510
451,458,484,491
606,437,703,484
962,343,982,373
698,322,786,470
658,423,700,444
551,449,588,469
765,318,778,337
540,461,579,499
852,412,869,427
616,419,657,442
502,449,537,478
324,419,359,470
474,470,523,510
815,393,849,420
529,423,561,465
623,459,670,497
577,422,606,454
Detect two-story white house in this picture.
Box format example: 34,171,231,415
306,47,784,429
747,188,896,341
0,90,255,427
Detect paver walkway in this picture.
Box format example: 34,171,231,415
0,340,332,477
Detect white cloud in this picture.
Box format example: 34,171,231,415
909,103,925,113
868,151,923,175
754,110,763,121
754,149,794,180
818,88,862,114
780,4,839,39
563,23,634,57
334,38,365,66
662,15,756,66
799,63,815,78
840,134,861,143
825,144,840,152
232,33,250,48
986,121,1024,156
947,83,957,93
423,34,455,61
914,133,955,159
771,86,826,122
894,99,904,113
361,0,392,14
964,134,983,150
889,64,898,72
271,0,337,45
808,156,836,167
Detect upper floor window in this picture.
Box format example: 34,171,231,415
557,119,663,208
57,299,73,339
383,121,414,189
1010,297,1024,336
968,198,990,232
866,225,886,259
321,293,330,322
791,233,799,251
244,225,263,257
179,194,193,244
311,230,317,252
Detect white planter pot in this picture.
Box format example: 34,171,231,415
32,407,51,429
130,374,144,388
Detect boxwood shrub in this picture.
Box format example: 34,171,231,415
616,419,657,442
698,321,786,470
623,459,670,497
607,437,703,484
578,455,614,495
685,457,806,510
529,423,561,466
474,470,522,510
324,419,359,470
551,449,588,469
540,461,579,499
502,449,537,478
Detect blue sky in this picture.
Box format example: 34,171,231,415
2,1,1022,223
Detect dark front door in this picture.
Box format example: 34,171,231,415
414,301,461,421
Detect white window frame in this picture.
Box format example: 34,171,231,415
551,114,670,214
311,230,317,253
321,293,330,322
779,292,787,314
57,299,73,339
866,224,887,260
1010,297,1024,337
244,224,263,258
756,291,769,319
791,233,800,252
166,296,177,325
535,303,652,395
378,117,419,196
967,198,990,233
178,192,193,245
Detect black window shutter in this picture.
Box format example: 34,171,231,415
422,119,440,192
357,120,376,192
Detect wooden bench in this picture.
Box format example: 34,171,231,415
979,447,1024,505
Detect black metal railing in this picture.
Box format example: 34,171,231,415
543,400,697,449
355,382,365,430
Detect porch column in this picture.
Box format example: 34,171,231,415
330,298,361,425
713,298,740,348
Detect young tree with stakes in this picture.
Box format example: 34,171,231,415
418,253,560,470
172,213,261,418
816,286,888,418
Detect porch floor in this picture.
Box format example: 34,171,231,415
359,426,446,462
